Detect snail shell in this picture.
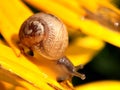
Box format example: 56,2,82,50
19,13,68,60
19,12,85,82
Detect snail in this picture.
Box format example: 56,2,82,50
19,12,85,82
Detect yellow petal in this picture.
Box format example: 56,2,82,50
24,0,82,28
0,0,33,29
0,68,40,90
51,0,85,15
75,80,120,90
77,0,120,14
0,43,65,90
0,0,33,56
0,11,20,56
66,36,105,66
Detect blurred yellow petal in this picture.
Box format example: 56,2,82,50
76,0,120,47
77,20,120,47
0,0,33,56
77,0,120,14
0,68,42,90
66,36,105,66
0,43,66,90
75,80,120,90
0,11,20,56
51,0,85,15
24,0,83,28
0,0,32,29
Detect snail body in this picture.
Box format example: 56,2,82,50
19,12,85,82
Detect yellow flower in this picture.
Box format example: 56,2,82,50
0,0,120,90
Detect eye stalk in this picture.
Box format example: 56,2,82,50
57,56,85,82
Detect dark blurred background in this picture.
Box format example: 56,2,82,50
112,0,120,8
73,43,120,86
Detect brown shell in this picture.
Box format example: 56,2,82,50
19,13,68,60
